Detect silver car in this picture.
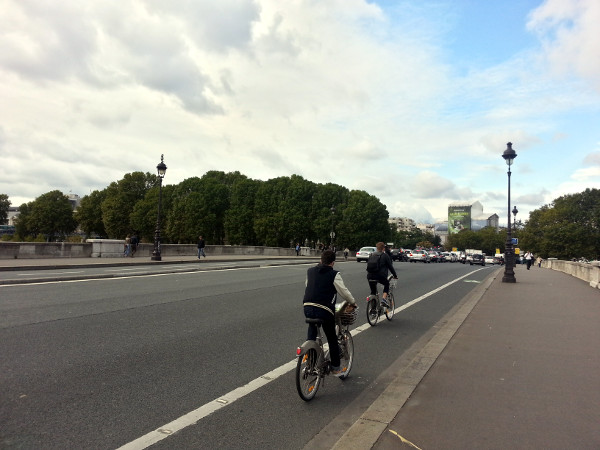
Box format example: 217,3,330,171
409,249,431,263
356,246,376,262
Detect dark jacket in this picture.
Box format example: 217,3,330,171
303,264,338,315
197,239,205,249
366,251,397,279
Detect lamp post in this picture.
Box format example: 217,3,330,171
151,155,167,261
502,143,517,283
329,205,336,250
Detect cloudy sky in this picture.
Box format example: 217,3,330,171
1,0,599,225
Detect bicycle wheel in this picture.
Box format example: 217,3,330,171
337,330,354,379
385,292,395,320
366,297,379,326
296,348,321,401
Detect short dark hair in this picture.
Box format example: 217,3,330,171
321,250,336,265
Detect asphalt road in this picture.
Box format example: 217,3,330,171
0,260,494,449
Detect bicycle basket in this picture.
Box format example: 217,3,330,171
389,278,398,288
338,307,358,325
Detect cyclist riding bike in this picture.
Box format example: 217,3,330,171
302,250,357,377
366,242,398,307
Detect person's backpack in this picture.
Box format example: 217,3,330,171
366,253,381,273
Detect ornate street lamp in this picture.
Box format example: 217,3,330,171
502,143,517,283
151,155,167,261
330,205,336,250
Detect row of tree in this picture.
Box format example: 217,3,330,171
7,172,399,250
3,174,598,259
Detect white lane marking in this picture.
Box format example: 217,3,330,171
0,263,312,288
116,268,484,449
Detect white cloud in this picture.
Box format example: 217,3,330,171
1,0,599,228
527,0,600,92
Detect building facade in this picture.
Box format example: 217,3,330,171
388,217,416,231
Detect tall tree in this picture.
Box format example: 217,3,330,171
0,194,10,225
225,177,259,245
165,175,229,244
254,177,291,247
101,172,157,239
130,184,175,243
521,188,600,259
336,190,390,249
16,190,77,240
75,189,107,238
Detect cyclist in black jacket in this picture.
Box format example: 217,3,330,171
303,250,356,377
366,242,398,307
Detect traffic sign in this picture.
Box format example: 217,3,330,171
511,238,518,245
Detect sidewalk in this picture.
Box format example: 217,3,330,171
334,266,600,449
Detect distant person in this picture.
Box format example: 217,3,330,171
366,242,398,307
524,251,533,270
197,236,206,259
536,256,543,268
130,233,139,257
343,247,349,261
123,236,131,257
295,243,300,256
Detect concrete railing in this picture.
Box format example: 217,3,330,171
0,240,319,259
0,242,92,259
543,259,600,290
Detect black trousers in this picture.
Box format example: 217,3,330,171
303,305,340,368
367,274,390,295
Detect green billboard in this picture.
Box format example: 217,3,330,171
448,205,471,234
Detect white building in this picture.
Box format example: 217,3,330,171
388,217,416,231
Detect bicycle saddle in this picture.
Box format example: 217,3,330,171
305,318,325,325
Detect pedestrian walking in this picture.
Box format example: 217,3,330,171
536,256,543,268
130,233,139,257
123,236,131,257
295,243,300,256
524,251,533,270
197,235,206,259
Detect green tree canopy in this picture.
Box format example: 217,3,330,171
75,189,107,238
336,190,390,249
130,184,175,243
16,190,77,240
520,188,600,259
0,194,10,225
101,172,158,238
225,177,259,245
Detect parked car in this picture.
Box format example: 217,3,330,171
470,254,486,266
428,251,440,263
484,255,495,265
356,246,376,262
442,252,456,262
409,249,430,263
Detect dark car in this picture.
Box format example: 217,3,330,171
469,254,486,266
390,248,402,261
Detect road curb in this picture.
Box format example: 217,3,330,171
331,270,499,450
